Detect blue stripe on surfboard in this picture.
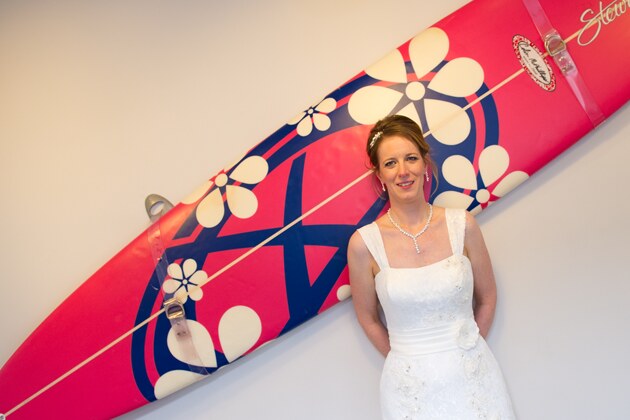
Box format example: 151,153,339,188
131,154,385,401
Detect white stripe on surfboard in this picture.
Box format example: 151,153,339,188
4,170,373,418
4,310,164,417
4,20,594,417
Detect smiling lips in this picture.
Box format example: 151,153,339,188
397,180,415,189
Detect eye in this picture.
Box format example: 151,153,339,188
383,160,396,168
406,155,419,162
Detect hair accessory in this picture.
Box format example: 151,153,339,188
369,131,383,150
387,204,433,254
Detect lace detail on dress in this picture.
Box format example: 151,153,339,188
384,356,426,419
383,340,513,420
460,340,512,419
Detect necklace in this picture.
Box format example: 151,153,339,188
387,204,433,254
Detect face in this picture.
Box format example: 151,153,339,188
376,135,426,202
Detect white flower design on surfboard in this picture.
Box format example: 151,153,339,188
433,145,529,214
154,305,263,399
161,259,206,303
288,97,337,137
348,27,483,146
182,155,269,228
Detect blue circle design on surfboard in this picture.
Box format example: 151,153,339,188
130,51,499,401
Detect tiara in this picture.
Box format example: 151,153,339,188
369,131,383,150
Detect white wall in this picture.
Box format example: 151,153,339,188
1,1,628,419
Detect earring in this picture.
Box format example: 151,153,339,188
381,181,386,191
425,171,429,182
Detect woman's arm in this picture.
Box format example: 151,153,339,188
347,231,390,357
463,212,497,338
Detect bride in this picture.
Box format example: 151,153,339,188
347,114,515,419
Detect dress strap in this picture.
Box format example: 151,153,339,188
357,222,390,270
445,208,466,255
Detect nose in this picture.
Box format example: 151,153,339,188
397,160,410,178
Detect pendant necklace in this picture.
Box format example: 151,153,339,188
387,204,433,254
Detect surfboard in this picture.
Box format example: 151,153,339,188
1,0,629,418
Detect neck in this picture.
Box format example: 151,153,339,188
388,199,431,229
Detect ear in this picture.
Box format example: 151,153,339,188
373,167,382,183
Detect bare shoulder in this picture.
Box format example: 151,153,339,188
463,210,489,253
463,210,481,233
347,228,379,284
347,229,368,257
347,229,374,269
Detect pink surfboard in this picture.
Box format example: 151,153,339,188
1,0,629,418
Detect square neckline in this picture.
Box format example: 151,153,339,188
373,208,463,270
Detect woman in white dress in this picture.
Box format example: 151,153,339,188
347,115,515,419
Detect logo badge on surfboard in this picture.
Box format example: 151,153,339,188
513,35,556,91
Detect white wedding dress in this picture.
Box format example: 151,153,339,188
358,208,515,419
